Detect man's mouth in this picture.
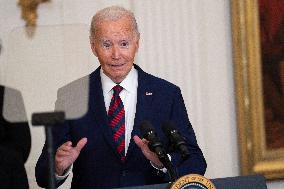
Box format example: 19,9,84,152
109,63,125,67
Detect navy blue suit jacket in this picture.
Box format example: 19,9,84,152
36,65,206,189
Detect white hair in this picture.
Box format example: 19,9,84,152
90,6,140,40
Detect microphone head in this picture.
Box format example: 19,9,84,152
140,120,165,154
162,120,176,136
162,121,190,160
140,120,154,138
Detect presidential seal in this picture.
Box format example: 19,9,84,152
170,174,216,189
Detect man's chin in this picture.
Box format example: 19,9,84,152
109,73,127,83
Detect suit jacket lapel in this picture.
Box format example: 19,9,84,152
89,67,121,160
126,65,154,159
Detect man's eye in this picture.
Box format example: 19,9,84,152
120,41,129,48
102,42,111,48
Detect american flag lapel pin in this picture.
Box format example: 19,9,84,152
145,92,153,96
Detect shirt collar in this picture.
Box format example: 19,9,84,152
100,66,138,94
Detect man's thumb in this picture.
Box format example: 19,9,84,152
75,137,87,152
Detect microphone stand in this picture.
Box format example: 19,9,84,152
32,111,65,189
156,148,178,182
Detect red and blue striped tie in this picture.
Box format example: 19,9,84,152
108,85,125,162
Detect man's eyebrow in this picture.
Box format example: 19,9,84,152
120,38,133,42
100,39,111,42
98,38,133,42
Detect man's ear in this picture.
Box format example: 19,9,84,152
90,37,98,57
91,43,98,57
135,37,140,53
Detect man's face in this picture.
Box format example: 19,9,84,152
91,16,139,83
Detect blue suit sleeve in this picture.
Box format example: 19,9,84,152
168,87,207,177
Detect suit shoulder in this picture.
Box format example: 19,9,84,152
135,65,180,92
144,72,180,92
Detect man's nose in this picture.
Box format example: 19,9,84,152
111,46,120,60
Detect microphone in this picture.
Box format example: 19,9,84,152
140,120,178,181
140,121,167,159
162,121,190,161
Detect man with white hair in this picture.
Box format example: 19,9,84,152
36,6,206,189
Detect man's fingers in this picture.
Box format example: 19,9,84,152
56,138,87,162
133,135,147,149
56,141,72,152
75,137,88,152
56,141,72,154
133,135,142,147
133,135,162,166
56,150,71,157
62,141,72,147
59,145,73,152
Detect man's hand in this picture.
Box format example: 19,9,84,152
133,135,164,168
55,137,87,176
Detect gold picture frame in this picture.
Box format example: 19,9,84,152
231,0,284,179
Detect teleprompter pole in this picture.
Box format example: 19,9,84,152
32,111,65,189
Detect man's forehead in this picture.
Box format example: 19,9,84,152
98,37,133,43
96,29,134,39
98,19,132,31
96,23,135,39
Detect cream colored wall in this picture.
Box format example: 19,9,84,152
0,0,283,188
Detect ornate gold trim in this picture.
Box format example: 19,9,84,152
18,0,49,27
170,174,216,189
231,0,284,180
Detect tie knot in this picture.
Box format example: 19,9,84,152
113,85,123,95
